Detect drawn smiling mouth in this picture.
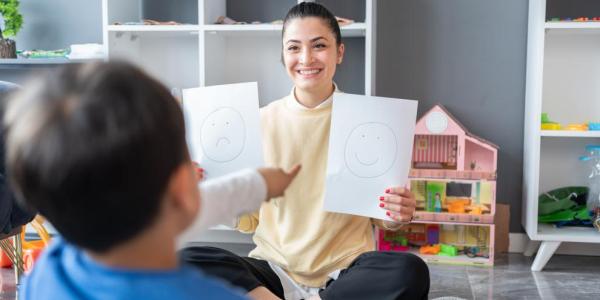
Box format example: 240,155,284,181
355,152,379,166
216,137,231,147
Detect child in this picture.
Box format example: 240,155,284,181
3,61,299,300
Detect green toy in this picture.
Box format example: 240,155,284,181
539,206,591,223
538,186,587,216
438,244,457,256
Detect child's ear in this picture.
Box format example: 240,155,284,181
165,162,200,218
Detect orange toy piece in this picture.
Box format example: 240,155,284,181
565,123,588,131
447,199,470,213
469,206,483,215
419,244,441,255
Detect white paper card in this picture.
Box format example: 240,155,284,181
182,82,264,179
323,93,418,221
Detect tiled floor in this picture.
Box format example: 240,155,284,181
2,245,599,299
428,254,600,299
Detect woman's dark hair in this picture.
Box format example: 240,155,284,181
282,2,342,46
4,61,188,252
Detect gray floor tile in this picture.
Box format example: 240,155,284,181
428,264,473,299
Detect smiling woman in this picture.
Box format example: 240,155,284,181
182,2,430,300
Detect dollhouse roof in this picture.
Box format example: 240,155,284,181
421,104,499,149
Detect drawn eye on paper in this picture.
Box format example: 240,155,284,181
200,107,246,162
344,122,398,178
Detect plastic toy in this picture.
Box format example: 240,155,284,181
541,123,561,130
565,123,588,131
538,186,586,216
447,198,470,213
541,113,561,130
438,244,458,256
426,225,440,244
588,122,600,131
433,193,442,212
548,17,600,22
419,244,440,255
464,246,489,258
426,182,445,212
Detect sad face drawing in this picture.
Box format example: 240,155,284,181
200,107,246,162
344,122,398,178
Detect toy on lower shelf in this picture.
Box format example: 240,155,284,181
588,122,600,131
438,244,458,256
541,113,600,132
541,113,561,130
565,123,588,131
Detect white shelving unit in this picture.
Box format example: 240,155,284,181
102,0,376,243
523,0,600,271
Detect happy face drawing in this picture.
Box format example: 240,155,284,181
200,107,246,162
344,122,398,178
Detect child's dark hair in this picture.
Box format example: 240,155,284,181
4,61,188,252
282,2,342,46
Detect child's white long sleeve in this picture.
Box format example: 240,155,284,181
177,168,266,247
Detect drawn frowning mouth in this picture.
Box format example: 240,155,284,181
216,137,231,147
355,152,379,166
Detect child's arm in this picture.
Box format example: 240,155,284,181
178,165,300,246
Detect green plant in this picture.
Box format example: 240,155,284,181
0,0,23,39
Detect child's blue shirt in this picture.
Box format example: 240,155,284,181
19,238,247,300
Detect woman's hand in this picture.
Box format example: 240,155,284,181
379,187,416,224
192,161,205,182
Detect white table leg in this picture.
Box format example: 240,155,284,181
531,241,560,271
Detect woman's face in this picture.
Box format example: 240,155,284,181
282,17,344,94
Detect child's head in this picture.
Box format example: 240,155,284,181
281,2,344,94
4,61,199,253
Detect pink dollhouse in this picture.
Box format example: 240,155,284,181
410,104,498,180
378,104,499,266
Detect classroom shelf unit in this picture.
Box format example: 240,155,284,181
102,0,376,106
523,0,600,271
102,0,377,243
